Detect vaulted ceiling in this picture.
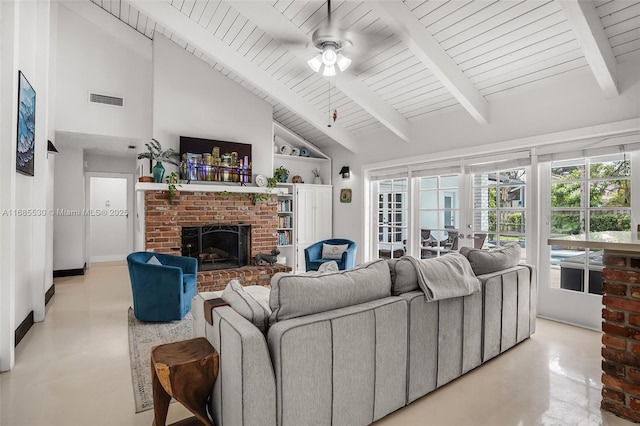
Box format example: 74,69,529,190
89,0,640,153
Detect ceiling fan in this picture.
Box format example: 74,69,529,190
306,0,353,77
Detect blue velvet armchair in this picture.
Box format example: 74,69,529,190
304,239,357,272
127,252,198,322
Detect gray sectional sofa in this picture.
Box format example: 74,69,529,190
192,243,537,426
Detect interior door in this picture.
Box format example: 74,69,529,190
89,176,132,263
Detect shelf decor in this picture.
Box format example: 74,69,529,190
16,71,36,177
137,139,180,183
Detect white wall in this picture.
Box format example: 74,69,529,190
54,2,152,142
329,57,640,264
0,0,54,371
152,34,274,178
53,147,85,271
85,152,136,174
52,0,151,272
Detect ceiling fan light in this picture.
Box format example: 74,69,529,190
322,64,336,77
321,46,337,66
336,53,351,72
308,55,323,73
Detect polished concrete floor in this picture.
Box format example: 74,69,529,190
0,263,633,426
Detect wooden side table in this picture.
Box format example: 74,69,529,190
151,337,218,426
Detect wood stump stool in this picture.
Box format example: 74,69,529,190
151,337,218,426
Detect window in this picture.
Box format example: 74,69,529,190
376,178,408,259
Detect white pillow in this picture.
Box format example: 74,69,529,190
317,260,339,273
146,255,162,265
222,280,271,332
322,243,349,259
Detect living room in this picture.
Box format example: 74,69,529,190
1,0,640,425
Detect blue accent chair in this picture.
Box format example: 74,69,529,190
304,239,357,272
127,252,198,322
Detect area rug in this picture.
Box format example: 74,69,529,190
127,307,194,413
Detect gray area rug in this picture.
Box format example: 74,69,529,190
127,307,194,413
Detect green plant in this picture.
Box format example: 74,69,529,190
266,177,278,188
165,172,180,199
273,166,289,183
137,138,180,167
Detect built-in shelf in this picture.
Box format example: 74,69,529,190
274,153,328,162
135,182,287,194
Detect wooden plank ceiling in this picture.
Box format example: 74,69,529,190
90,0,640,152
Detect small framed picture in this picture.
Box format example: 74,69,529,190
340,188,352,203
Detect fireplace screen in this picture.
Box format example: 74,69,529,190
182,224,250,271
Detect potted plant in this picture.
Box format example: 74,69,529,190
137,138,180,183
274,166,289,183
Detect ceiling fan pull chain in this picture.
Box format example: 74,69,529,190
328,78,332,127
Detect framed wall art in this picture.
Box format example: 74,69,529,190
340,188,352,203
16,71,36,176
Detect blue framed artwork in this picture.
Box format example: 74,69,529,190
16,71,36,176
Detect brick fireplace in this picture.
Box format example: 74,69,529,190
601,250,640,422
144,190,290,291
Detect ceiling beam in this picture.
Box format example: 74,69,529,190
128,0,360,153
230,1,412,143
370,1,490,126
559,0,618,98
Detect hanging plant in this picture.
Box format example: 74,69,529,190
165,172,180,200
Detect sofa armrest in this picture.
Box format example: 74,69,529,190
477,264,536,362
203,305,276,426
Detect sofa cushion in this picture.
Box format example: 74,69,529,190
146,255,162,265
222,280,271,332
459,242,521,275
322,243,349,259
388,257,419,295
269,259,392,325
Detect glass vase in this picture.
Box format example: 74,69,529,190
153,161,165,183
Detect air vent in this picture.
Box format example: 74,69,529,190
89,93,124,107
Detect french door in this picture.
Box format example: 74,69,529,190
538,152,634,329
375,178,408,259
371,162,531,264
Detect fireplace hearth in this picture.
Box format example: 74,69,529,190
182,224,250,271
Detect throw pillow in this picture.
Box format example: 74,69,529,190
390,257,420,295
459,242,521,275
222,280,271,332
317,260,339,273
322,243,349,259
146,255,162,265
269,259,392,325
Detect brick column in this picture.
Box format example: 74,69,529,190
601,249,640,422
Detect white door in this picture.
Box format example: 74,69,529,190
88,176,132,263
